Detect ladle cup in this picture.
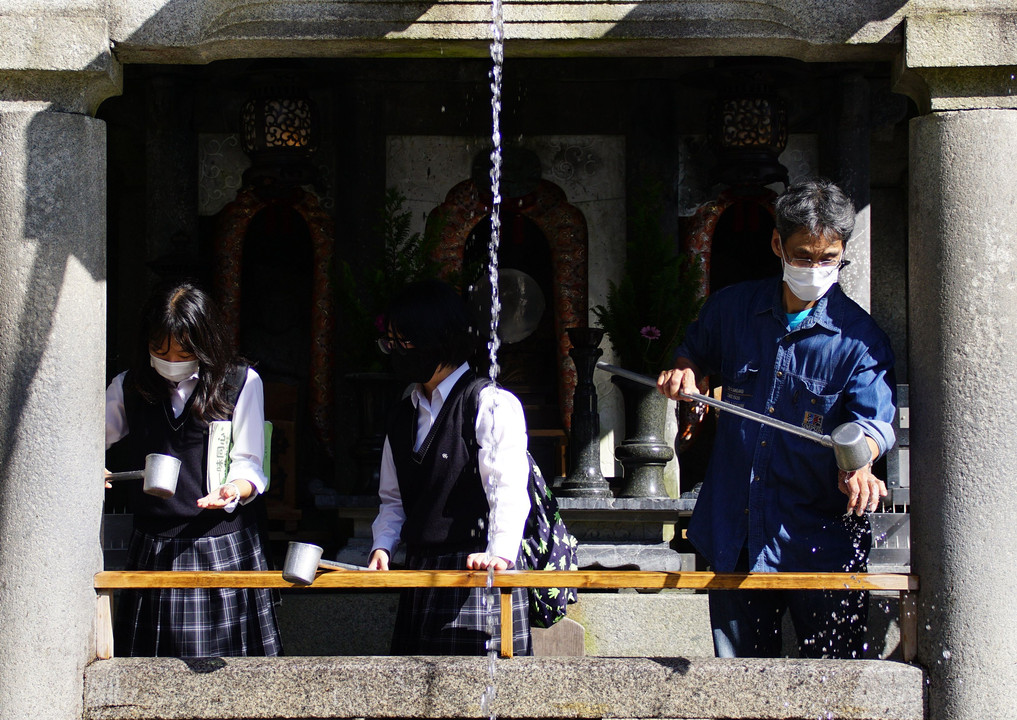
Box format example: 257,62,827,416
105,453,181,498
596,362,873,472
282,541,367,585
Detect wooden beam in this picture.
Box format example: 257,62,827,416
95,589,114,660
94,570,917,592
500,589,513,659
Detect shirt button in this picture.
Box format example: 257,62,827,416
744,508,750,515
760,440,767,447
776,371,783,377
811,398,817,405
768,406,775,414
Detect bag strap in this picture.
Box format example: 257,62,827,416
461,375,495,453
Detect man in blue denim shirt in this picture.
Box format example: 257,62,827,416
658,179,896,658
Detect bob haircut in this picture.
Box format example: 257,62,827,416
386,279,475,369
129,280,237,422
774,178,856,246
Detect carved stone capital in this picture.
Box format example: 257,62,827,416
894,12,1017,114
0,13,121,114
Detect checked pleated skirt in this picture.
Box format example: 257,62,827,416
114,524,282,657
390,549,532,656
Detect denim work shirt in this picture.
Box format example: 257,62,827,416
677,277,897,573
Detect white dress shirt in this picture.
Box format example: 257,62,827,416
105,367,269,503
370,362,531,565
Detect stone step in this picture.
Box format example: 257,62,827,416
83,655,924,720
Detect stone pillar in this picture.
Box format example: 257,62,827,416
0,51,120,720
896,13,1017,720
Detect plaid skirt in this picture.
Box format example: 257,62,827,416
114,524,282,657
391,549,532,656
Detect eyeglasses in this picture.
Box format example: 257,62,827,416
786,258,851,270
377,336,410,355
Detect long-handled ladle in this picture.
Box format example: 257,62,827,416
596,361,872,472
105,453,181,498
282,541,368,585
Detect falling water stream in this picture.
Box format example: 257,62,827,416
478,0,505,718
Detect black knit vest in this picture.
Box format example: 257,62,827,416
119,366,255,538
387,370,489,553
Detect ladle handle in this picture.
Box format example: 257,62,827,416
105,470,145,482
318,559,368,572
595,361,833,448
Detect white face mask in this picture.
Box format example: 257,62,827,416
780,245,840,302
150,354,199,383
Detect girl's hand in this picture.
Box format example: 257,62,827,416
103,468,112,490
466,553,510,571
368,548,390,571
197,480,252,509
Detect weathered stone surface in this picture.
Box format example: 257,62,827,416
102,0,909,62
83,655,924,720
0,107,108,720
909,107,1017,720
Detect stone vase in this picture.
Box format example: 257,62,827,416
612,375,675,498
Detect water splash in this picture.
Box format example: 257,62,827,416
479,2,505,718
479,565,498,720
487,0,504,381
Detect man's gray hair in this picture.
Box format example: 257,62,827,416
774,178,856,244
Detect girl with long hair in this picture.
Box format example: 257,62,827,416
104,280,281,657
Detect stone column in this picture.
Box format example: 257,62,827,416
896,12,1017,720
0,50,120,720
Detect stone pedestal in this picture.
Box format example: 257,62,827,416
559,328,612,498
611,376,674,499
557,497,694,571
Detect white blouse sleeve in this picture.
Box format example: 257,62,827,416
105,372,129,450
225,367,269,500
370,437,406,557
476,386,531,566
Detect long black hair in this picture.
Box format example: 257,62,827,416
127,280,237,422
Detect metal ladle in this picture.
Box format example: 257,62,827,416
282,541,368,585
105,453,181,498
596,362,872,472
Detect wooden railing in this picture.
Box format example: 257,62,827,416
93,570,918,660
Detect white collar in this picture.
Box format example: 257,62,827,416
410,362,470,410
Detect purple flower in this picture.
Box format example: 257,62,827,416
640,325,661,340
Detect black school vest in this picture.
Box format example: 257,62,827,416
120,366,255,538
387,370,489,553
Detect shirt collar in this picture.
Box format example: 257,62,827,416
410,362,471,410
760,278,840,333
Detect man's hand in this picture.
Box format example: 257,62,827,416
368,548,390,571
838,465,887,516
657,367,699,402
466,553,510,571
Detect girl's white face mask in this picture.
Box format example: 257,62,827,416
150,354,199,383
779,245,840,302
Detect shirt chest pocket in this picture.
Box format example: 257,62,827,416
721,362,760,408
785,374,843,434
